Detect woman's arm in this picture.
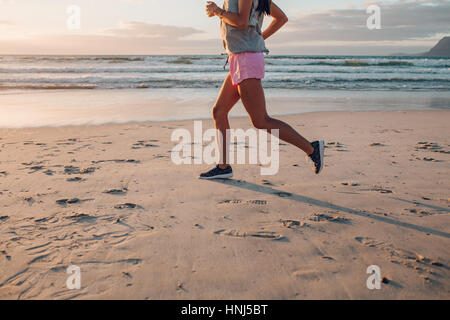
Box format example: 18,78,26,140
262,2,288,40
206,0,253,30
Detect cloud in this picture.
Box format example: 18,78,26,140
272,0,450,44
103,21,203,39
0,1,448,55
0,21,216,55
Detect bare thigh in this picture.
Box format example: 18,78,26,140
213,73,241,117
237,78,269,126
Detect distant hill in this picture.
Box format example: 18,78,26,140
422,36,450,57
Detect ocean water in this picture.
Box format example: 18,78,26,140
1,55,449,91
0,55,449,128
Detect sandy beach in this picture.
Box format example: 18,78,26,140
0,110,449,300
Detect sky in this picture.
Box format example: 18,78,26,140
0,0,449,55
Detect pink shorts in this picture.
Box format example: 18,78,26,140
229,52,265,86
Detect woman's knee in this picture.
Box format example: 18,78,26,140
251,115,272,129
213,105,228,121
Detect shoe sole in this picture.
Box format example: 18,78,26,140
199,173,233,180
317,140,324,174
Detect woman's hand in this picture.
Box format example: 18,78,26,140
206,1,220,17
208,0,252,30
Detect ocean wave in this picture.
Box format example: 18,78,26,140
0,55,448,91
264,58,449,68
167,57,194,65
0,67,220,74
4,75,447,84
3,67,443,75
2,64,447,75
2,55,448,68
13,56,146,63
376,60,415,66
306,60,414,67
3,55,222,64
274,77,450,83
0,83,97,89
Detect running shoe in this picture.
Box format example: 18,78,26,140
199,165,233,179
309,140,324,174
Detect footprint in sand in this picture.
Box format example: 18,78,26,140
309,213,350,224
322,256,335,261
341,182,360,186
21,161,47,174
153,154,169,159
354,236,447,281
1,250,11,261
64,166,96,175
363,185,393,194
407,208,437,217
66,213,97,223
24,197,35,206
29,166,44,173
422,157,442,162
43,169,55,176
55,138,79,146
132,140,160,149
92,159,140,164
326,142,347,152
56,198,92,206
280,219,306,228
262,180,275,186
218,199,267,205
218,199,242,205
247,200,267,205
104,188,128,195
213,229,285,241
66,177,85,182
415,141,449,154
35,216,58,224
114,203,143,210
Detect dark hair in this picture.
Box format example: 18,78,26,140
256,0,271,15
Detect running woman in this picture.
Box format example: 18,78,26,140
201,0,324,179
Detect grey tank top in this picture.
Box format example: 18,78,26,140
220,0,269,54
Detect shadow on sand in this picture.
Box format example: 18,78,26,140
210,179,450,239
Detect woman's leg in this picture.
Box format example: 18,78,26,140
238,78,314,155
213,73,241,168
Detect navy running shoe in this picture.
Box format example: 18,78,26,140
309,140,324,174
200,165,233,180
